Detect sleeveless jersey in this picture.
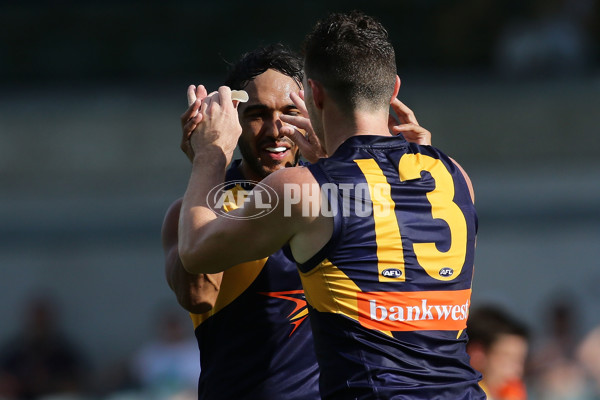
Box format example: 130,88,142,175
300,135,485,399
190,160,319,400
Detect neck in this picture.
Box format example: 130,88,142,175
322,106,391,155
238,159,265,182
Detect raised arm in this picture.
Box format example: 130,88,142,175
162,198,223,314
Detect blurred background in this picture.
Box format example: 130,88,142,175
1,0,599,399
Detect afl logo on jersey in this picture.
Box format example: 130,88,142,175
382,268,402,278
439,267,454,277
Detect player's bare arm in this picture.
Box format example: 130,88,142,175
162,198,223,313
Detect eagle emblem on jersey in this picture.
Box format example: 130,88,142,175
260,290,309,337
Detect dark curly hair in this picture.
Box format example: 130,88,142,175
303,11,396,112
225,43,303,90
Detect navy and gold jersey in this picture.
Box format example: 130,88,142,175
301,135,485,399
190,161,319,400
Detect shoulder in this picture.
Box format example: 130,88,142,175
448,157,475,203
258,166,321,224
260,165,318,192
162,198,183,228
164,198,183,217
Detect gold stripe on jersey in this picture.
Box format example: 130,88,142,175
300,258,471,334
190,184,267,329
190,258,268,329
222,184,250,212
354,159,406,282
299,259,393,337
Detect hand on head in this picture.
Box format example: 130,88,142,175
187,86,243,163
388,98,431,146
280,90,327,163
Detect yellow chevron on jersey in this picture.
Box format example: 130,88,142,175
222,183,251,212
299,259,393,336
190,183,266,329
299,258,359,318
299,258,471,336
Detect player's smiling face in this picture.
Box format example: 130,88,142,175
237,69,302,181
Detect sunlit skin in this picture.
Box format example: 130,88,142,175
237,69,302,181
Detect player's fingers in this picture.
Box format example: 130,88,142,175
201,94,214,116
183,117,202,138
391,123,422,132
390,98,419,125
281,124,326,163
305,126,321,144
279,114,310,132
281,126,312,153
187,85,197,107
217,86,233,109
181,99,201,125
392,124,431,145
290,92,309,117
196,85,208,101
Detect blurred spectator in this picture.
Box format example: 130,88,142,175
528,296,594,400
494,0,595,78
577,326,600,396
467,304,529,400
0,294,89,399
129,307,199,399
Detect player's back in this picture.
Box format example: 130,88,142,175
300,135,485,399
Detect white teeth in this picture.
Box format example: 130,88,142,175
265,147,287,153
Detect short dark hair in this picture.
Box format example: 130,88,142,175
225,43,303,90
467,305,529,350
303,11,396,112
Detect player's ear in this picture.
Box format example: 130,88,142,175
308,79,324,110
391,75,401,102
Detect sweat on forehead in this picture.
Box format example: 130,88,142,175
241,69,301,103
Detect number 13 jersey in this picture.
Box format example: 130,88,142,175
299,135,485,399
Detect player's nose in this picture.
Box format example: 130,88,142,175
264,114,284,139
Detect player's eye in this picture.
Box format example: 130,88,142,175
245,113,264,121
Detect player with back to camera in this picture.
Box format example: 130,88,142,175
162,43,432,399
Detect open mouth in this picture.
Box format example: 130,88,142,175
265,146,288,153
262,144,291,160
